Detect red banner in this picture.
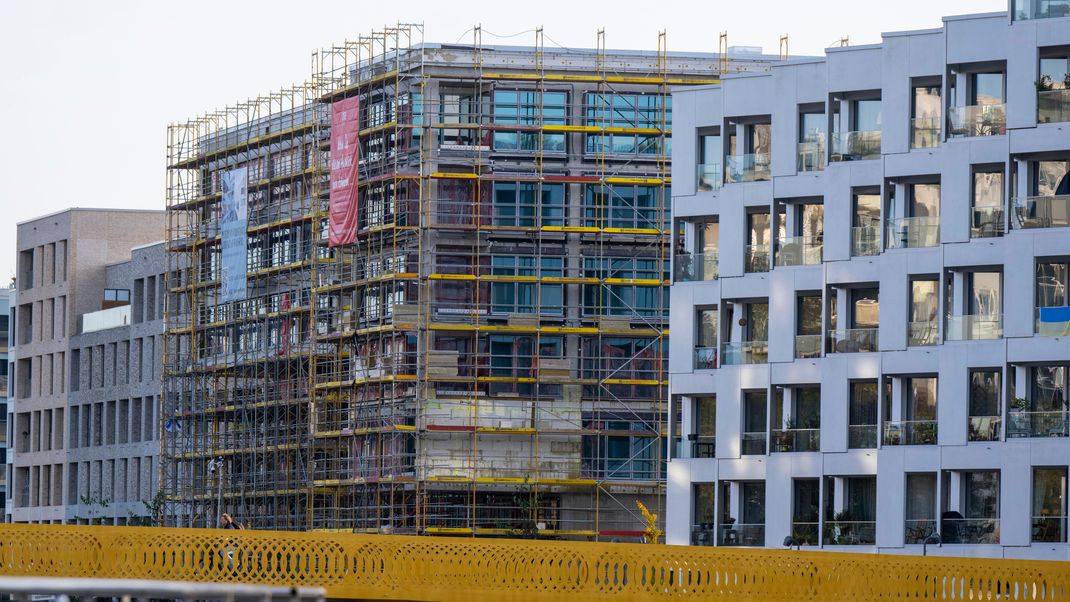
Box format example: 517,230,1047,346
328,96,360,246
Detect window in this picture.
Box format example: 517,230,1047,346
1032,467,1068,543
971,169,1004,238
798,109,826,171
697,131,722,190
582,257,666,318
971,73,1004,105
968,369,1001,441
905,473,938,543
1038,52,1070,123
692,483,716,545
742,391,767,455
585,93,670,156
490,256,563,316
583,184,668,230
694,308,717,369
583,417,657,481
883,376,938,445
492,182,565,227
104,289,130,304
773,386,820,452
492,90,566,152
853,99,882,132
792,479,820,545
848,382,878,449
795,295,822,359
911,83,941,149
910,183,940,218
908,277,939,346
691,397,716,458
851,192,881,256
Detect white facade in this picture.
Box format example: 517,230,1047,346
668,3,1070,560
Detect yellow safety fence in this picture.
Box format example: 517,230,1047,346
0,524,1068,601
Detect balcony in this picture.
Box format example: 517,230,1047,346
941,517,999,544
775,236,822,267
791,522,820,546
968,416,1002,441
719,522,765,546
721,341,768,365
725,153,771,183
945,314,1002,341
741,432,767,455
694,346,717,370
911,117,941,149
675,252,718,282
948,104,1006,137
1038,89,1070,124
1007,410,1069,438
882,420,937,446
744,244,770,273
697,163,723,192
885,217,939,249
848,424,878,449
1033,516,1068,543
1012,195,1070,229
850,225,880,257
690,525,716,546
828,328,878,353
830,131,881,162
904,519,938,544
683,435,716,459
824,521,876,545
772,428,820,452
1037,306,1070,336
794,334,822,359
797,140,826,172
907,320,939,346
1014,0,1070,19
971,207,1004,238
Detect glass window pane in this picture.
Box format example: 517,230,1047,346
854,99,882,131
973,172,1003,208
911,184,941,217
972,73,1004,105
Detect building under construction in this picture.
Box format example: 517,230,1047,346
163,26,777,537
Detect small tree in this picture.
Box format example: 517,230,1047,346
127,489,167,527
636,500,662,544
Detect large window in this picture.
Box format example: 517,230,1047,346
492,90,566,151
492,182,565,227
971,169,1004,238
490,256,564,316
584,184,668,230
582,257,666,318
1033,467,1068,543
584,93,670,155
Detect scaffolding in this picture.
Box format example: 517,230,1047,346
164,26,770,538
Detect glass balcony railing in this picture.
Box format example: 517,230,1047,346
690,525,716,546
1033,516,1068,543
794,334,822,359
848,424,878,449
851,225,880,257
745,244,770,273
741,431,767,455
885,216,939,249
721,341,768,365
948,104,1006,137
791,522,820,546
971,206,1005,238
904,519,938,544
941,518,1000,544
797,140,826,172
907,320,939,346
719,523,765,546
882,420,938,446
1007,410,1070,438
831,130,881,161
1012,195,1070,229
725,153,771,183
694,346,717,370
945,314,1002,341
1014,0,1070,19
828,328,878,353
1039,89,1070,123
675,252,718,282
772,428,820,452
687,436,716,459
775,236,822,266
968,416,1002,441
824,521,876,545
697,163,724,192
1036,306,1070,336
911,116,941,149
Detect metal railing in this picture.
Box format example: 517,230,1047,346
797,140,826,172
721,341,768,365
848,424,878,449
697,163,724,192
948,104,1006,137
907,320,939,346
886,216,939,249
719,523,765,546
830,130,881,161
904,519,938,544
794,334,822,359
941,517,1000,544
772,428,820,452
775,236,822,266
689,436,716,459
971,206,1005,238
824,521,876,545
850,225,880,257
1038,88,1070,124
945,314,1002,341
690,525,716,546
911,116,941,149
1012,195,1070,229
674,252,718,282
741,431,767,455
1033,515,1068,543
828,328,878,353
693,346,718,370
883,420,938,445
968,416,1002,441
725,153,771,183
744,244,770,273
1007,410,1070,438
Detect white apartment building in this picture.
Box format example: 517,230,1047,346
667,1,1070,559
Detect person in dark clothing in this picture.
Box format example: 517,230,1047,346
1055,172,1070,196
219,513,244,529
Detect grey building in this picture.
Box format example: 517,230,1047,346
1,285,13,520
11,209,165,524
667,1,1070,558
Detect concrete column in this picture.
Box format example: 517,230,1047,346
892,377,904,421
836,287,849,332
781,387,794,429
952,271,968,316
833,477,846,515
729,481,742,524
947,471,962,513
680,396,693,459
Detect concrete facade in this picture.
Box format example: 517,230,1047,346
10,209,165,524
1,286,13,520
668,5,1070,559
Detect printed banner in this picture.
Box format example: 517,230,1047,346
329,96,361,246
1039,305,1070,337
220,167,249,303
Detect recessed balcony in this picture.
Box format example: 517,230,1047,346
696,163,723,192
850,225,880,257
885,217,939,249
775,236,822,267
1007,410,1069,438
744,244,770,273
945,314,1002,341
830,130,881,162
797,140,826,172
1039,88,1070,124
721,341,768,365
827,328,878,353
911,116,940,149
772,428,820,453
675,252,718,282
947,104,1006,137
882,420,937,446
1012,195,1070,229
725,153,771,183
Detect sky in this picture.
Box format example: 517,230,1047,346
0,0,1006,281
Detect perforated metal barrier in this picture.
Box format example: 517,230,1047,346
0,524,1068,600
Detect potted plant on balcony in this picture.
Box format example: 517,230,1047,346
915,420,937,444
